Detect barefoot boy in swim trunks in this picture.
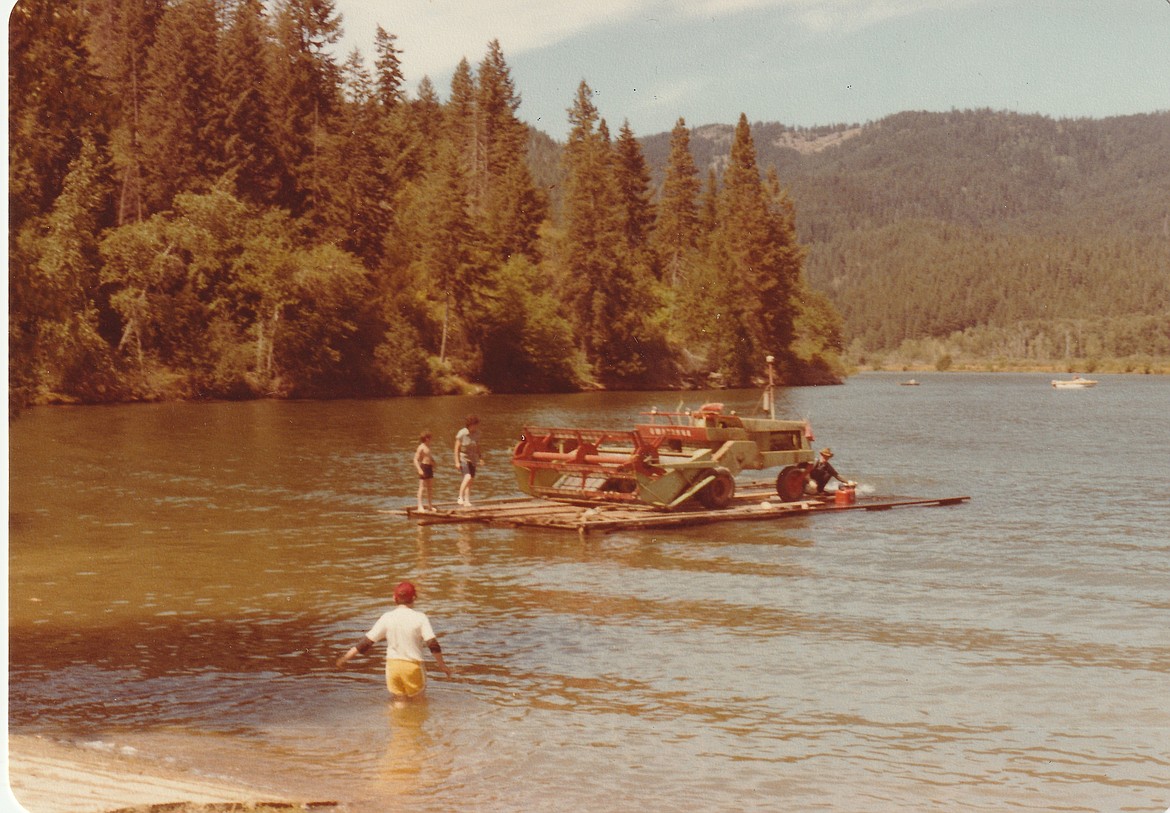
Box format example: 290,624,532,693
414,431,436,512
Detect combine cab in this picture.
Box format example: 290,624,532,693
511,403,816,510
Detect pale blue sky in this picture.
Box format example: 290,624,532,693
334,0,1169,139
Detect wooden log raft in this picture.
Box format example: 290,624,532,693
397,482,969,536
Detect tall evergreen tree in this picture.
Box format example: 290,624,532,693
9,0,108,229
698,167,719,249
653,118,702,285
446,58,478,182
306,49,398,261
392,76,442,184
396,140,485,364
219,0,281,206
439,45,545,265
474,40,545,261
559,82,658,385
410,77,443,147
373,26,406,109
84,0,167,224
381,75,445,279
138,0,223,213
709,114,805,383
265,0,343,215
472,40,520,204
561,82,613,349
614,121,655,251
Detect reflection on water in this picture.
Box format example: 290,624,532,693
373,704,447,801
9,375,1170,811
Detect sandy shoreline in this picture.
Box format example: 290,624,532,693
6,735,338,813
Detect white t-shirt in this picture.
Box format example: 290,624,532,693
365,605,437,663
455,426,480,464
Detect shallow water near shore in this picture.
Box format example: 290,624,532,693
9,372,1170,811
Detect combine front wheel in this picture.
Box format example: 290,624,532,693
776,466,807,502
698,468,736,510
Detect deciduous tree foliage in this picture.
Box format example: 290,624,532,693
24,138,121,402
477,257,583,392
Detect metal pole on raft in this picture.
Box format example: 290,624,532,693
763,354,776,420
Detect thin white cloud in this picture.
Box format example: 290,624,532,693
340,0,642,80
644,76,706,113
678,0,979,33
338,0,978,84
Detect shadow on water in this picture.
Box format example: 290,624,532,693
8,613,353,730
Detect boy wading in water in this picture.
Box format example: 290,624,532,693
414,431,436,512
336,581,452,707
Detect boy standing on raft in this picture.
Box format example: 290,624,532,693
336,581,452,707
414,431,436,512
453,415,482,507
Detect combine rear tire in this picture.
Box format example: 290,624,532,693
776,466,807,502
698,468,736,510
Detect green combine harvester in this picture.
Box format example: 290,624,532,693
511,360,817,510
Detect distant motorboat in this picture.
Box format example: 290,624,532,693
1052,375,1097,389
899,379,920,386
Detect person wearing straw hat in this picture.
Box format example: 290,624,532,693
336,581,452,707
810,448,847,494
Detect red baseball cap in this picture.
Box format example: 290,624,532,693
393,581,417,604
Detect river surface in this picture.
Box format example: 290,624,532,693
8,373,1170,812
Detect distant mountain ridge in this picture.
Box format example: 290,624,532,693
642,109,1170,236
635,109,1170,358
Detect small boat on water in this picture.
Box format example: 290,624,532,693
1052,375,1098,389
899,379,920,386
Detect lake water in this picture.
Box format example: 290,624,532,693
8,373,1170,812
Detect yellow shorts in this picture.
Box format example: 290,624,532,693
385,659,426,698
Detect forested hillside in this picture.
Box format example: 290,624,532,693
11,1,1167,413
9,0,844,411
644,111,1170,370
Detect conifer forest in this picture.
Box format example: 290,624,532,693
9,0,1169,410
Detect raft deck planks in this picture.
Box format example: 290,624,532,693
400,482,969,534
